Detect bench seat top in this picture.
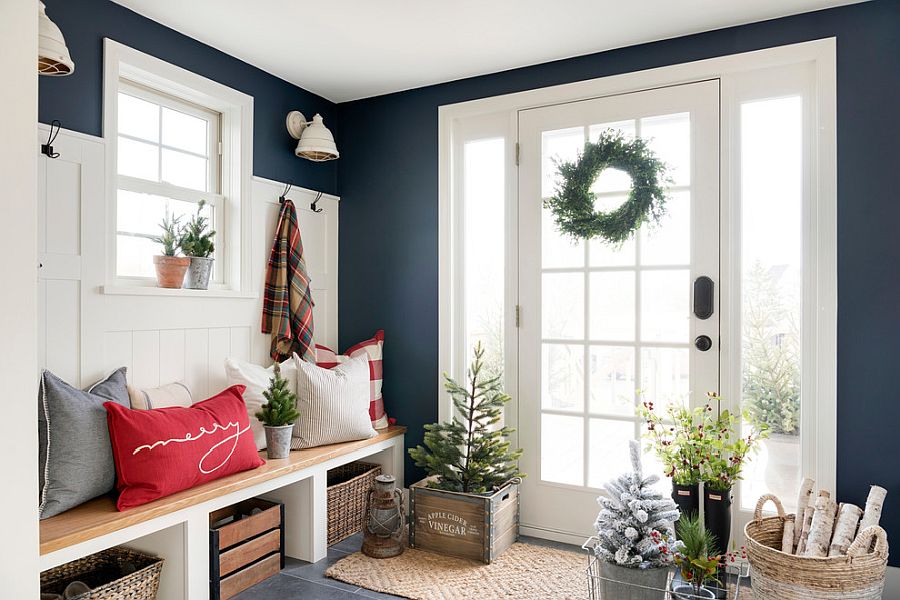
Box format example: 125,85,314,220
39,426,406,555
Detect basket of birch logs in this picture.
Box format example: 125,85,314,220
744,479,889,600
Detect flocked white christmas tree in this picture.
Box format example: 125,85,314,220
595,440,681,568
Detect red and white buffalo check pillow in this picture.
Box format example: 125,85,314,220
315,330,389,429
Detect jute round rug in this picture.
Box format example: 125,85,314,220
326,543,588,599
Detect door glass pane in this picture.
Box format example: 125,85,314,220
542,344,583,412
739,96,803,511
162,107,209,155
641,270,690,342
463,138,506,381
542,272,584,339
590,271,635,341
641,190,690,266
640,347,690,410
640,112,691,186
542,208,583,268
541,414,584,485
542,127,584,198
588,419,634,488
589,346,635,416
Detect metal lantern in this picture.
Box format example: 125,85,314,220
362,474,405,558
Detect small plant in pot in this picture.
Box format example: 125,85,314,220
407,343,525,563
254,363,299,459
671,512,721,599
593,439,680,600
179,200,216,290
151,208,190,288
639,399,706,525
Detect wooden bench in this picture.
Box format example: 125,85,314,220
39,426,406,600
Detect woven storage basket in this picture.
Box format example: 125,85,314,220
327,461,382,545
40,546,163,600
745,494,888,600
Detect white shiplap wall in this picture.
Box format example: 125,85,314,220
37,125,338,395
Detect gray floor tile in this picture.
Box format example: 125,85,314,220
281,547,362,593
330,532,365,555
232,573,361,599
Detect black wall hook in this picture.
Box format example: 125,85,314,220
278,182,292,204
310,192,323,213
41,120,62,158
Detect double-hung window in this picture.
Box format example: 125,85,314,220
104,39,254,294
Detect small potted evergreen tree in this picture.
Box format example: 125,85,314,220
671,512,721,599
408,343,524,563
593,439,680,600
151,208,190,288
180,199,216,290
254,364,300,459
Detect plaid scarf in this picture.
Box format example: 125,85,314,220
261,199,315,362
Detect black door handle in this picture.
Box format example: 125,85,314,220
693,276,714,320
695,335,713,352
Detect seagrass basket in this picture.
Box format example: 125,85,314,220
327,461,382,545
745,494,888,600
40,546,163,599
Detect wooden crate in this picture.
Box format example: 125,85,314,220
209,498,285,600
409,477,519,564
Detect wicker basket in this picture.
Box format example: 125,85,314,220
40,547,163,600
327,461,382,545
745,494,888,600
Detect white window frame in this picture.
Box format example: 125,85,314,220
103,38,254,296
439,39,836,519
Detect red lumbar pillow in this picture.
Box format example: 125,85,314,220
105,385,264,511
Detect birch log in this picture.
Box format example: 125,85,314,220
781,519,795,553
828,503,863,557
796,506,815,555
804,492,837,558
793,477,815,548
859,485,888,531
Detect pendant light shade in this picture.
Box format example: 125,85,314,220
286,112,339,162
38,2,75,76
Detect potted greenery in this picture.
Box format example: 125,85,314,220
700,392,767,556
254,364,299,459
593,439,680,600
640,400,706,525
407,343,524,563
180,199,216,290
672,512,721,599
151,209,190,288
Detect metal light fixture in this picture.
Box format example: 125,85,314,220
38,2,75,76
286,111,339,162
362,474,405,558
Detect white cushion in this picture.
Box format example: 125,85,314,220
224,357,297,450
292,353,376,449
127,381,192,410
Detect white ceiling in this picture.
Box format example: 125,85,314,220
111,0,864,103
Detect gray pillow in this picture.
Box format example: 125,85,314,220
38,368,130,519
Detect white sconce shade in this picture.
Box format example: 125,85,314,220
286,111,339,162
38,2,75,76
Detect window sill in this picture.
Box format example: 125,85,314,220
102,285,257,299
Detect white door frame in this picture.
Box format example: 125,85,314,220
438,39,836,542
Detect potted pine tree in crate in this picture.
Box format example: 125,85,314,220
592,440,680,600
180,199,216,290
255,364,299,459
408,343,524,563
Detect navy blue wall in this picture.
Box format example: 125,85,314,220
39,0,337,195
337,0,900,562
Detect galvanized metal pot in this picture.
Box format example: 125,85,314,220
184,256,214,289
598,562,670,600
264,425,293,459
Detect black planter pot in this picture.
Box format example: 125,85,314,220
703,486,733,555
672,483,700,524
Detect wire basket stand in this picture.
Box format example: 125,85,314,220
583,537,751,600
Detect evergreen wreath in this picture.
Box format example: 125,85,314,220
545,130,670,244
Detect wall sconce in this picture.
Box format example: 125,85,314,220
286,111,339,162
38,2,75,76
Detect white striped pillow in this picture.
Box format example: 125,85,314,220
291,353,376,449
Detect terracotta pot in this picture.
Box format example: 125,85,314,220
153,255,191,289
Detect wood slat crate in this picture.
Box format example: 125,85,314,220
409,477,519,564
209,498,285,600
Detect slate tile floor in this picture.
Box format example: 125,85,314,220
234,533,581,599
